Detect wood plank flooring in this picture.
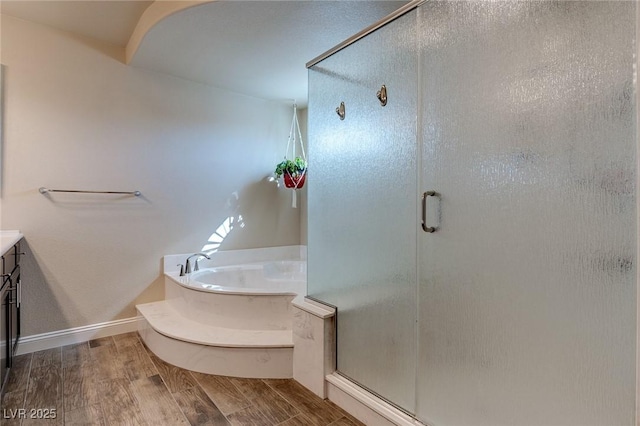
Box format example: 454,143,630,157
0,333,363,426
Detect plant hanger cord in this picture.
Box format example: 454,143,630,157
284,104,307,165
282,103,307,207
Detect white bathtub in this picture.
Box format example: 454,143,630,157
163,247,307,330
179,261,306,295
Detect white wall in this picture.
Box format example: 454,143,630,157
0,14,302,335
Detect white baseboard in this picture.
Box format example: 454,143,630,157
326,373,427,426
15,316,142,355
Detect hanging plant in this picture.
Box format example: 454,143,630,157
276,103,307,208
275,156,307,189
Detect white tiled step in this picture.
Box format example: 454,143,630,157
136,301,293,348
137,314,293,378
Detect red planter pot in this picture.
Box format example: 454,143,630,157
283,172,306,189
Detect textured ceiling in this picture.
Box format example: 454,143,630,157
0,0,153,47
130,1,407,105
1,0,407,105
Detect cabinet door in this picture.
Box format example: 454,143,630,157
10,267,19,355
2,245,16,279
0,280,8,393
416,2,636,425
307,10,419,411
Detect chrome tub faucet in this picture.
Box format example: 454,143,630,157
181,252,211,276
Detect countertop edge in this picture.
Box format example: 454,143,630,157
0,230,23,255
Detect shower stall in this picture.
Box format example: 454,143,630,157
306,1,637,425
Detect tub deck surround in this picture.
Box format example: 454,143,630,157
137,246,306,379
165,274,296,330
163,245,306,274
291,296,336,399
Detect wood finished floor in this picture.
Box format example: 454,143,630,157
0,332,363,426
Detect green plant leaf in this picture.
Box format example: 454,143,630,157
274,156,306,178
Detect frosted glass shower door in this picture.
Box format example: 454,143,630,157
416,2,636,425
307,12,418,411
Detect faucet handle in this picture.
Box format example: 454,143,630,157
195,258,204,271
177,264,185,277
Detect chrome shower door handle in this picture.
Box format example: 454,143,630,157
422,191,436,233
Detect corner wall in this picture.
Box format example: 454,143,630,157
0,14,301,335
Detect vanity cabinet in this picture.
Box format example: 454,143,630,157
0,240,21,396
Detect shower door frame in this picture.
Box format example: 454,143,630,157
307,1,640,424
